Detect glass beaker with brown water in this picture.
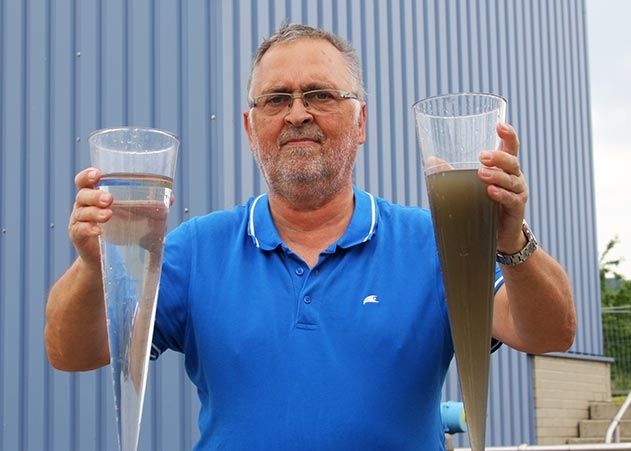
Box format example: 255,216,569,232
414,93,506,450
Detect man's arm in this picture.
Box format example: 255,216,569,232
45,257,111,370
45,168,113,371
492,249,576,353
480,124,577,353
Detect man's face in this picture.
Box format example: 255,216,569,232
244,38,366,205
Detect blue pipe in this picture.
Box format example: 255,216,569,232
441,401,467,434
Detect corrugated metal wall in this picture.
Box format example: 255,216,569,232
0,0,599,448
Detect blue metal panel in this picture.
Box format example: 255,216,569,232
2,3,27,451
0,0,601,448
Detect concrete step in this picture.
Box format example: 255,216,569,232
579,419,631,437
590,401,631,420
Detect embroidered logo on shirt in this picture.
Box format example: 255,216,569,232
363,295,379,305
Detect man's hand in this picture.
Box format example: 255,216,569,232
477,123,528,254
68,168,113,268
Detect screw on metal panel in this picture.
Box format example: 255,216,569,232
76,137,81,142
210,114,216,120
1,228,6,234
184,208,189,213
50,223,55,228
76,52,81,57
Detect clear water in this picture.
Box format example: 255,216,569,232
426,169,498,451
98,173,172,451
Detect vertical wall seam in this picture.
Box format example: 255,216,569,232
151,5,160,434
269,0,276,32
455,0,463,91
435,1,442,94
44,0,52,444
0,0,4,434
178,1,185,220
250,1,262,194
124,0,129,125
539,0,552,281
359,2,370,191
149,0,155,129
411,0,422,204
330,0,337,34
573,0,593,353
316,0,323,28
552,1,564,275
445,0,452,93
234,1,242,202
70,0,78,448
373,0,383,196
569,2,602,354
150,3,159,447
399,0,410,205
560,0,576,334
386,0,397,203
96,2,105,449
476,0,484,90
20,1,28,449
579,0,600,353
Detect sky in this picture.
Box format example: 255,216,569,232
587,0,631,278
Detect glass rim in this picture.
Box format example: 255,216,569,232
412,92,507,119
88,126,180,154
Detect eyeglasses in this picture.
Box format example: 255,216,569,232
249,89,359,115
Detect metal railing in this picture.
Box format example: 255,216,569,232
606,390,631,443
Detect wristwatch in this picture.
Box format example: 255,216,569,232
496,220,538,266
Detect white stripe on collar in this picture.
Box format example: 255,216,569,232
248,193,266,248
362,192,377,242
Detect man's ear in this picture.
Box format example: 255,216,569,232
357,102,367,145
243,110,256,151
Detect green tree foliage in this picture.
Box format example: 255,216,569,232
601,237,631,393
600,237,631,307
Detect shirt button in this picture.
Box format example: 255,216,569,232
295,267,304,276
303,295,312,304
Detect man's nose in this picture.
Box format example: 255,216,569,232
284,98,313,126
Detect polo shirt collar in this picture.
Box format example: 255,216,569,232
247,187,379,251
247,193,281,250
334,187,378,249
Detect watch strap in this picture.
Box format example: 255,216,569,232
496,220,538,266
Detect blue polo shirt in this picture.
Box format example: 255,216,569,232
151,187,503,450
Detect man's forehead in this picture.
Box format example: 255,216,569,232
250,38,351,92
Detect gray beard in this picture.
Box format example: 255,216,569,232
253,133,357,208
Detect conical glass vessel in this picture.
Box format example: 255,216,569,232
89,127,179,451
413,93,506,450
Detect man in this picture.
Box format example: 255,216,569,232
45,23,576,450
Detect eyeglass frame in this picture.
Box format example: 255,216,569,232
248,89,359,114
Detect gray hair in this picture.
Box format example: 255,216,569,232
247,23,366,102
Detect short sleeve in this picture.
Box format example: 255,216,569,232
491,264,505,353
151,220,192,359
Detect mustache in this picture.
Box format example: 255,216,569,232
278,126,325,146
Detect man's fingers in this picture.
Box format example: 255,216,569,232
487,183,528,212
480,149,522,177
75,188,112,208
478,166,526,194
75,167,101,189
72,206,113,224
497,123,519,157
68,220,102,241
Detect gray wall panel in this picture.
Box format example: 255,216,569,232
0,0,601,448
